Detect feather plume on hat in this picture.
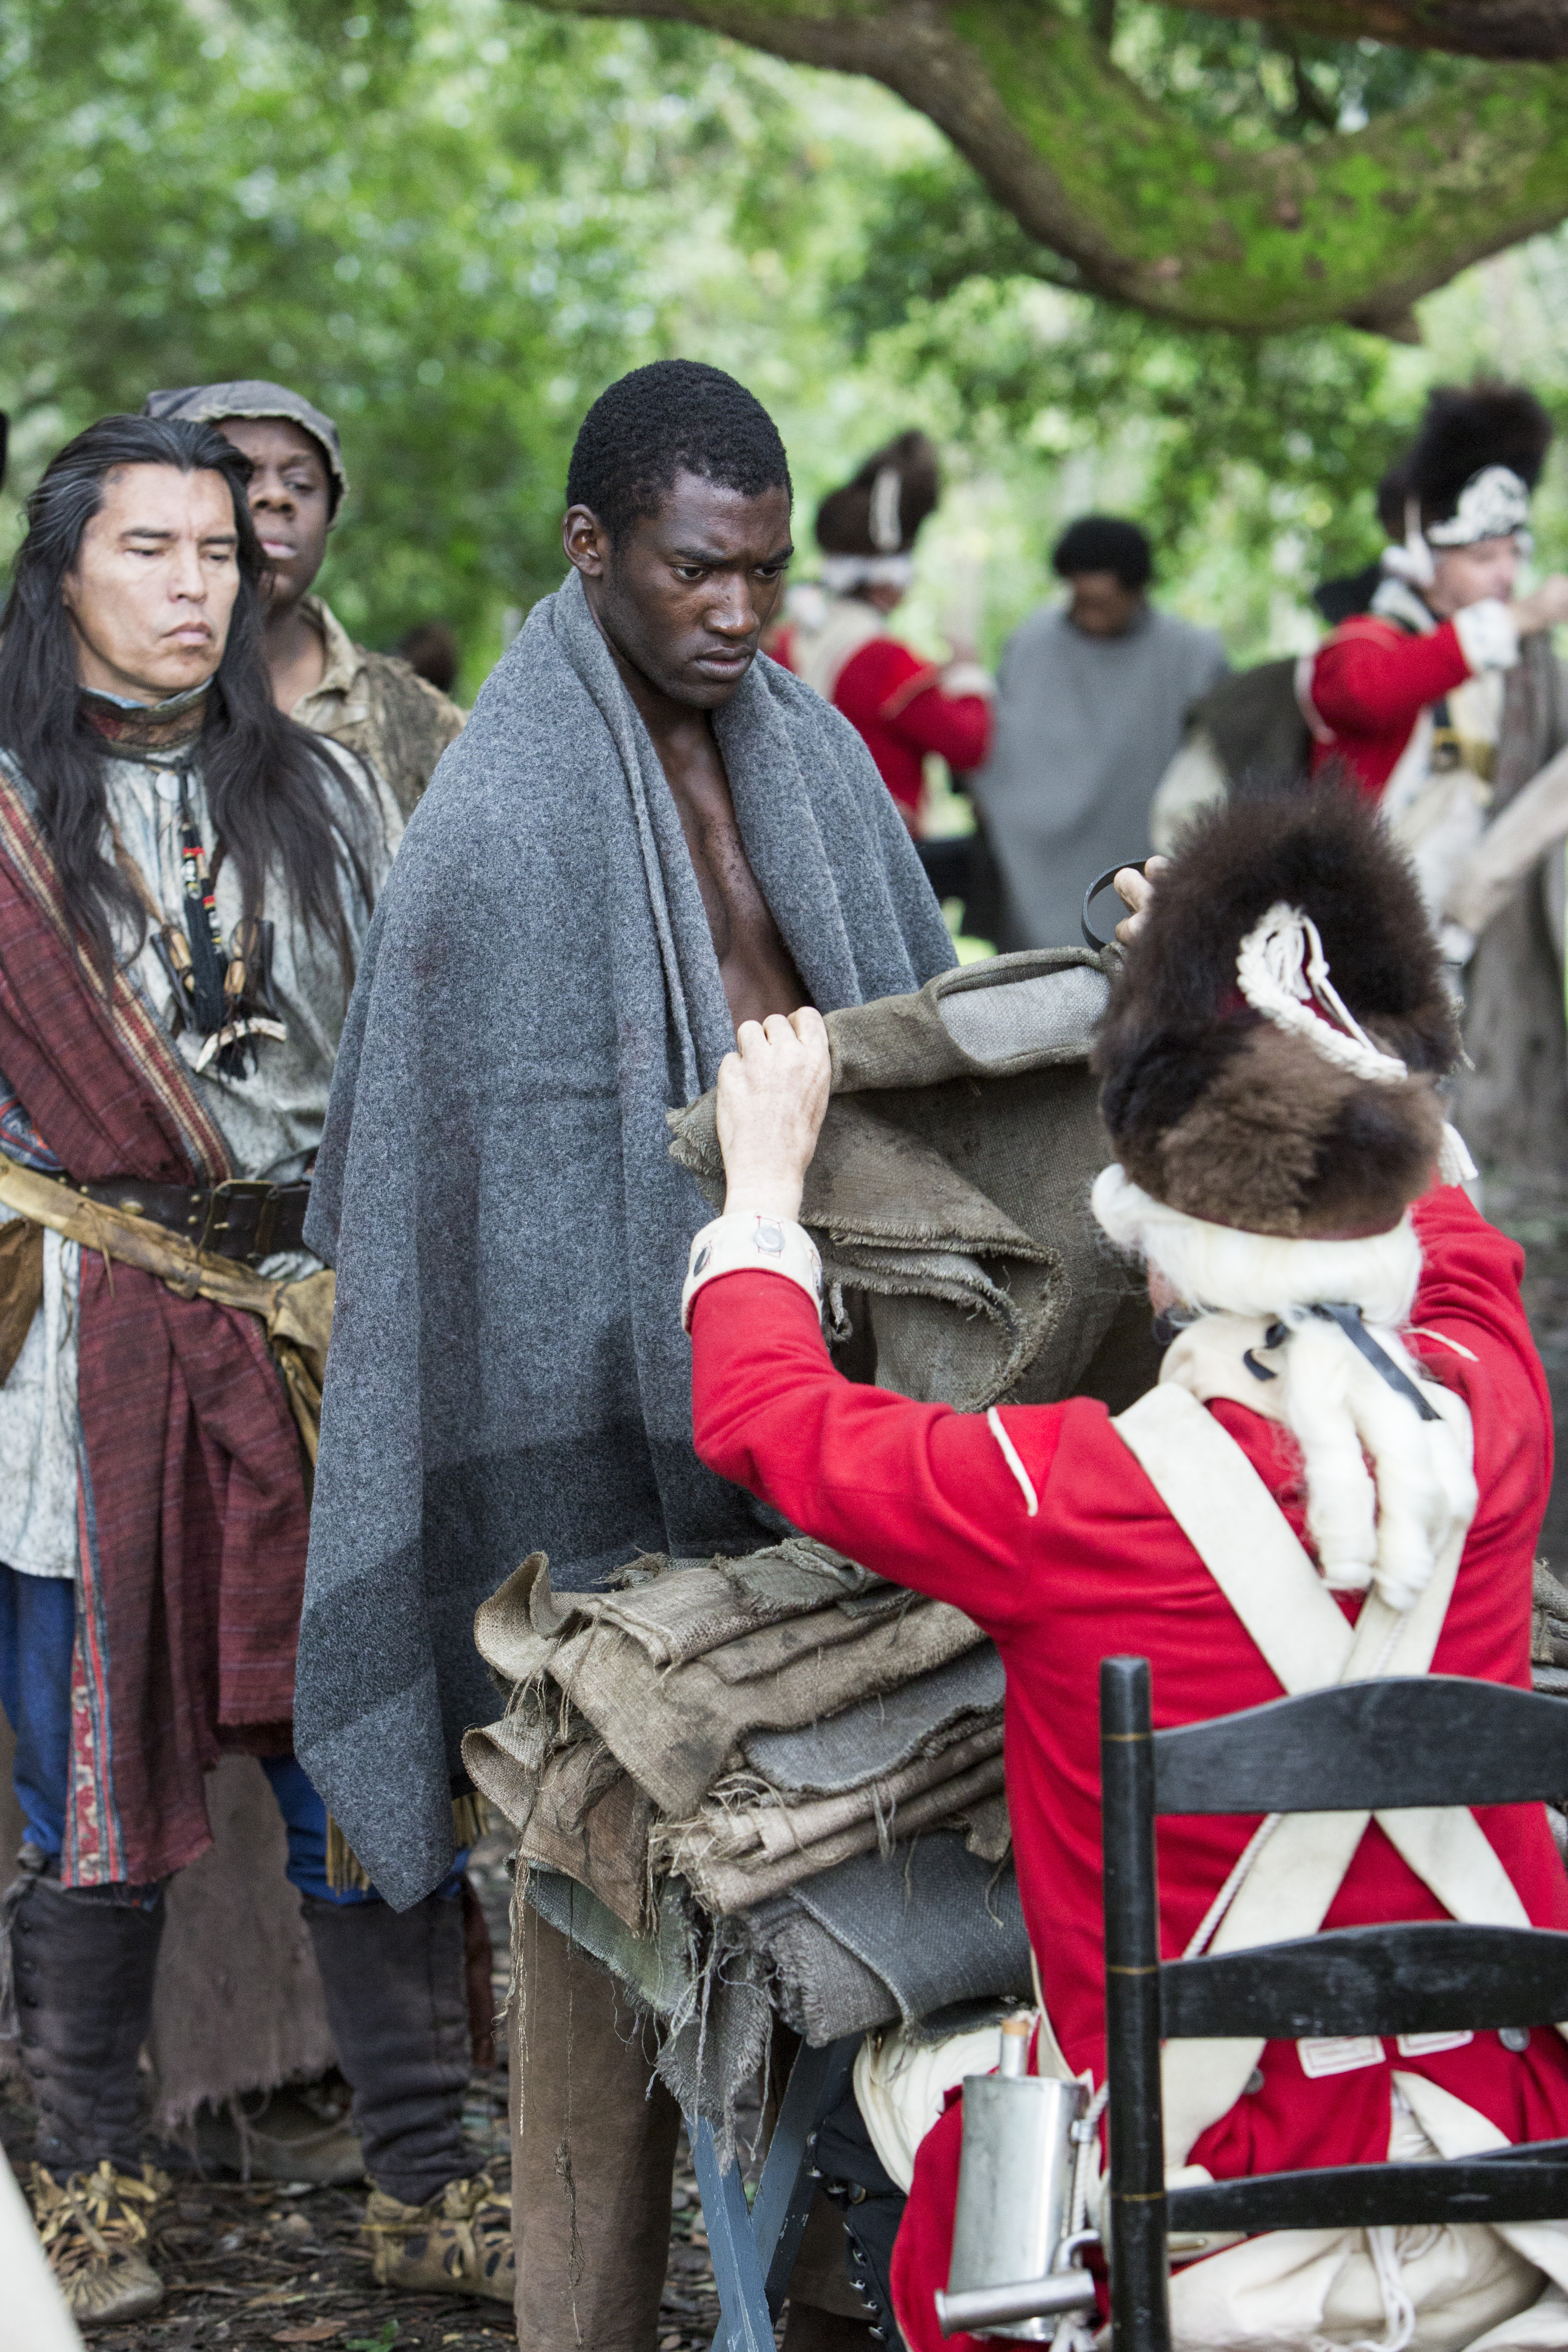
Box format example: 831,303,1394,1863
813,430,940,593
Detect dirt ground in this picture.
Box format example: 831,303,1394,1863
0,1835,723,2352
0,2087,722,2352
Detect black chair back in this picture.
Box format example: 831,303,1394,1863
1100,1658,1568,2352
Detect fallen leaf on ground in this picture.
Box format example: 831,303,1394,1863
272,2327,346,2345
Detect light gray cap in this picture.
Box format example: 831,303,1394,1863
143,379,346,513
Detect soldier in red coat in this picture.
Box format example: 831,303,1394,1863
773,433,992,833
681,791,1568,2351
1302,385,1568,958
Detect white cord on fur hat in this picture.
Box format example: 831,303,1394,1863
1236,902,1477,1185
1092,1166,1477,1613
1237,903,1408,1085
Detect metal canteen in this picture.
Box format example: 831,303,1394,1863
935,2021,1098,2341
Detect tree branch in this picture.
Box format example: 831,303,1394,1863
1160,0,1568,60
525,0,1568,333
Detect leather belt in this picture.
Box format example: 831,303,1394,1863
68,1177,312,1265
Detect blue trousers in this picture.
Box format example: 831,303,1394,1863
0,1568,72,1862
0,1566,461,1903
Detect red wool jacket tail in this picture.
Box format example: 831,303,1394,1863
831,637,992,820
772,627,992,820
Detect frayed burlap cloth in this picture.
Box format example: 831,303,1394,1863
669,944,1151,1410
469,1545,987,1826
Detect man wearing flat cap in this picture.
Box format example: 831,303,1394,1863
145,381,462,815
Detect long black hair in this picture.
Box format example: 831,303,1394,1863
0,413,376,989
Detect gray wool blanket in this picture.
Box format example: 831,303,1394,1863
295,568,953,1909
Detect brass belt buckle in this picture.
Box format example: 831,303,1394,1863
197,1178,278,1261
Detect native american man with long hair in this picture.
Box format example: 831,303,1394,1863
0,415,508,2323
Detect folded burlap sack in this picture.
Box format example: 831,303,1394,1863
1532,1559,1568,1670
521,1827,1033,2133
467,1549,987,1822
463,1544,1008,1947
668,947,1157,1412
652,1721,1007,1913
744,1644,1005,1792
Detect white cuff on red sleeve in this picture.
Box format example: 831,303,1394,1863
681,1213,824,1333
1451,599,1520,674
940,661,995,701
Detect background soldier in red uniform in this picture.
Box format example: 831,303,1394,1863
1303,383,1568,1200
775,431,992,835
1303,384,1568,948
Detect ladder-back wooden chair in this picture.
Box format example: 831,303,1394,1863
1102,1655,1568,2352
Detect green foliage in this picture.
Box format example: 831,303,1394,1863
831,155,1077,323
0,0,835,685
938,0,1568,334
3,0,1566,686
1109,4,1467,146
825,140,1568,660
833,151,1403,571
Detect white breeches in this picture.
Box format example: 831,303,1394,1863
1169,2089,1568,2352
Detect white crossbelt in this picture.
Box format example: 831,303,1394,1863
1110,1377,1550,2171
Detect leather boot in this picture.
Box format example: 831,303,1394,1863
361,2170,513,2303
11,1869,165,2174
300,1891,475,2207
9,1868,169,2328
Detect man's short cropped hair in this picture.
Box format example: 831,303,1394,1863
1052,515,1152,591
566,360,792,546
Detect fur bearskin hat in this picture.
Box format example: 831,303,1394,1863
816,430,940,559
1376,381,1552,542
1092,791,1459,1238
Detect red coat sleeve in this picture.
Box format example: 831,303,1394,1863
1410,1184,1539,1377
1309,616,1472,741
835,638,992,774
1407,1185,1553,1568
689,1269,1068,1635
887,680,993,774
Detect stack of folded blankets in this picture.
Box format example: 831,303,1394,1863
463,1537,1030,2134
467,947,1154,2136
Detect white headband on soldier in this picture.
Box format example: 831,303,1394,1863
820,554,915,592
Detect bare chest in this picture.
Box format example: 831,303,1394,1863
660,737,808,1033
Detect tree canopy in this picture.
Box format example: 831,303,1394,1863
2,0,1566,684
526,0,1568,335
